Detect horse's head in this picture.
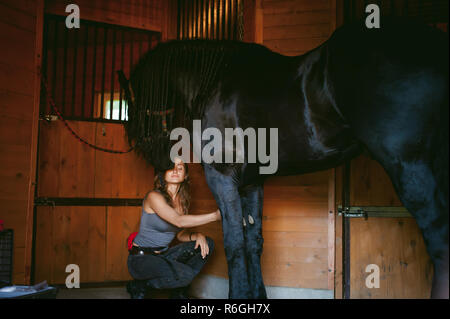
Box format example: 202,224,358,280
119,40,241,170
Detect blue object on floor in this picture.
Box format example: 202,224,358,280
0,285,58,299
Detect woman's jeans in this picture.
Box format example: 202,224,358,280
127,237,214,290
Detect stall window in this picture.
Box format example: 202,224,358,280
40,15,160,122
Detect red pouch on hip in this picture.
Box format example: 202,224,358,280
127,232,138,251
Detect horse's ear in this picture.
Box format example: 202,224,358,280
117,70,135,107
117,70,128,88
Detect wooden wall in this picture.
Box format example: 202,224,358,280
45,0,164,32
34,0,167,285
348,155,433,298
0,0,167,285
32,0,339,290
0,0,43,285
35,119,334,289
262,0,337,56
191,168,335,289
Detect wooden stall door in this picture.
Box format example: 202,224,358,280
344,154,433,298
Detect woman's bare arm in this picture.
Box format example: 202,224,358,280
145,191,220,228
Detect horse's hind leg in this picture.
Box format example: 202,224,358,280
381,157,449,298
240,184,267,299
354,132,448,297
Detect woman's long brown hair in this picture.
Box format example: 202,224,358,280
153,163,190,215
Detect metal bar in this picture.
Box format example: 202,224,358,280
201,0,205,38
338,205,413,218
40,17,49,116
62,24,68,115
177,0,182,39
224,0,229,40
119,29,125,121
52,115,127,124
71,28,78,117
233,0,238,39
216,0,220,39
81,23,89,118
128,31,134,121
197,0,202,39
187,0,192,38
90,25,98,119
51,19,58,110
342,160,351,299
193,0,197,38
100,27,108,119
184,0,189,39
207,0,212,38
110,28,117,120
222,0,226,39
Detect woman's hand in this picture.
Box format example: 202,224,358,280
214,208,222,222
194,233,210,259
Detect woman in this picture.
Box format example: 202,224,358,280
127,157,221,299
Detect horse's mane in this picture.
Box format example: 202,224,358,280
122,39,270,168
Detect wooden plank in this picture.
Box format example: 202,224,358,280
58,120,80,196
0,0,38,16
87,206,107,282
262,261,329,289
200,238,329,289
105,206,141,281
45,0,163,32
329,0,337,35
349,154,432,298
35,206,54,284
74,122,96,197
0,21,36,71
94,122,114,198
0,89,34,120
12,247,26,284
264,10,331,27
0,2,36,32
37,121,61,197
264,37,328,53
328,168,335,290
255,0,264,44
0,62,35,97
350,218,433,298
263,0,331,15
334,165,343,298
350,154,402,207
0,117,33,146
51,207,71,283
68,206,90,283
0,145,30,201
0,200,28,247
262,216,327,233
264,23,330,40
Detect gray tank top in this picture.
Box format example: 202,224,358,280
133,198,182,249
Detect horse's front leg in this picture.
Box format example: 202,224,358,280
203,164,251,298
241,184,267,299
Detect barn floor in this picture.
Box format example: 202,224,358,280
56,286,130,299
55,285,194,299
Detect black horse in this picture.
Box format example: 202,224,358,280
120,18,448,299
